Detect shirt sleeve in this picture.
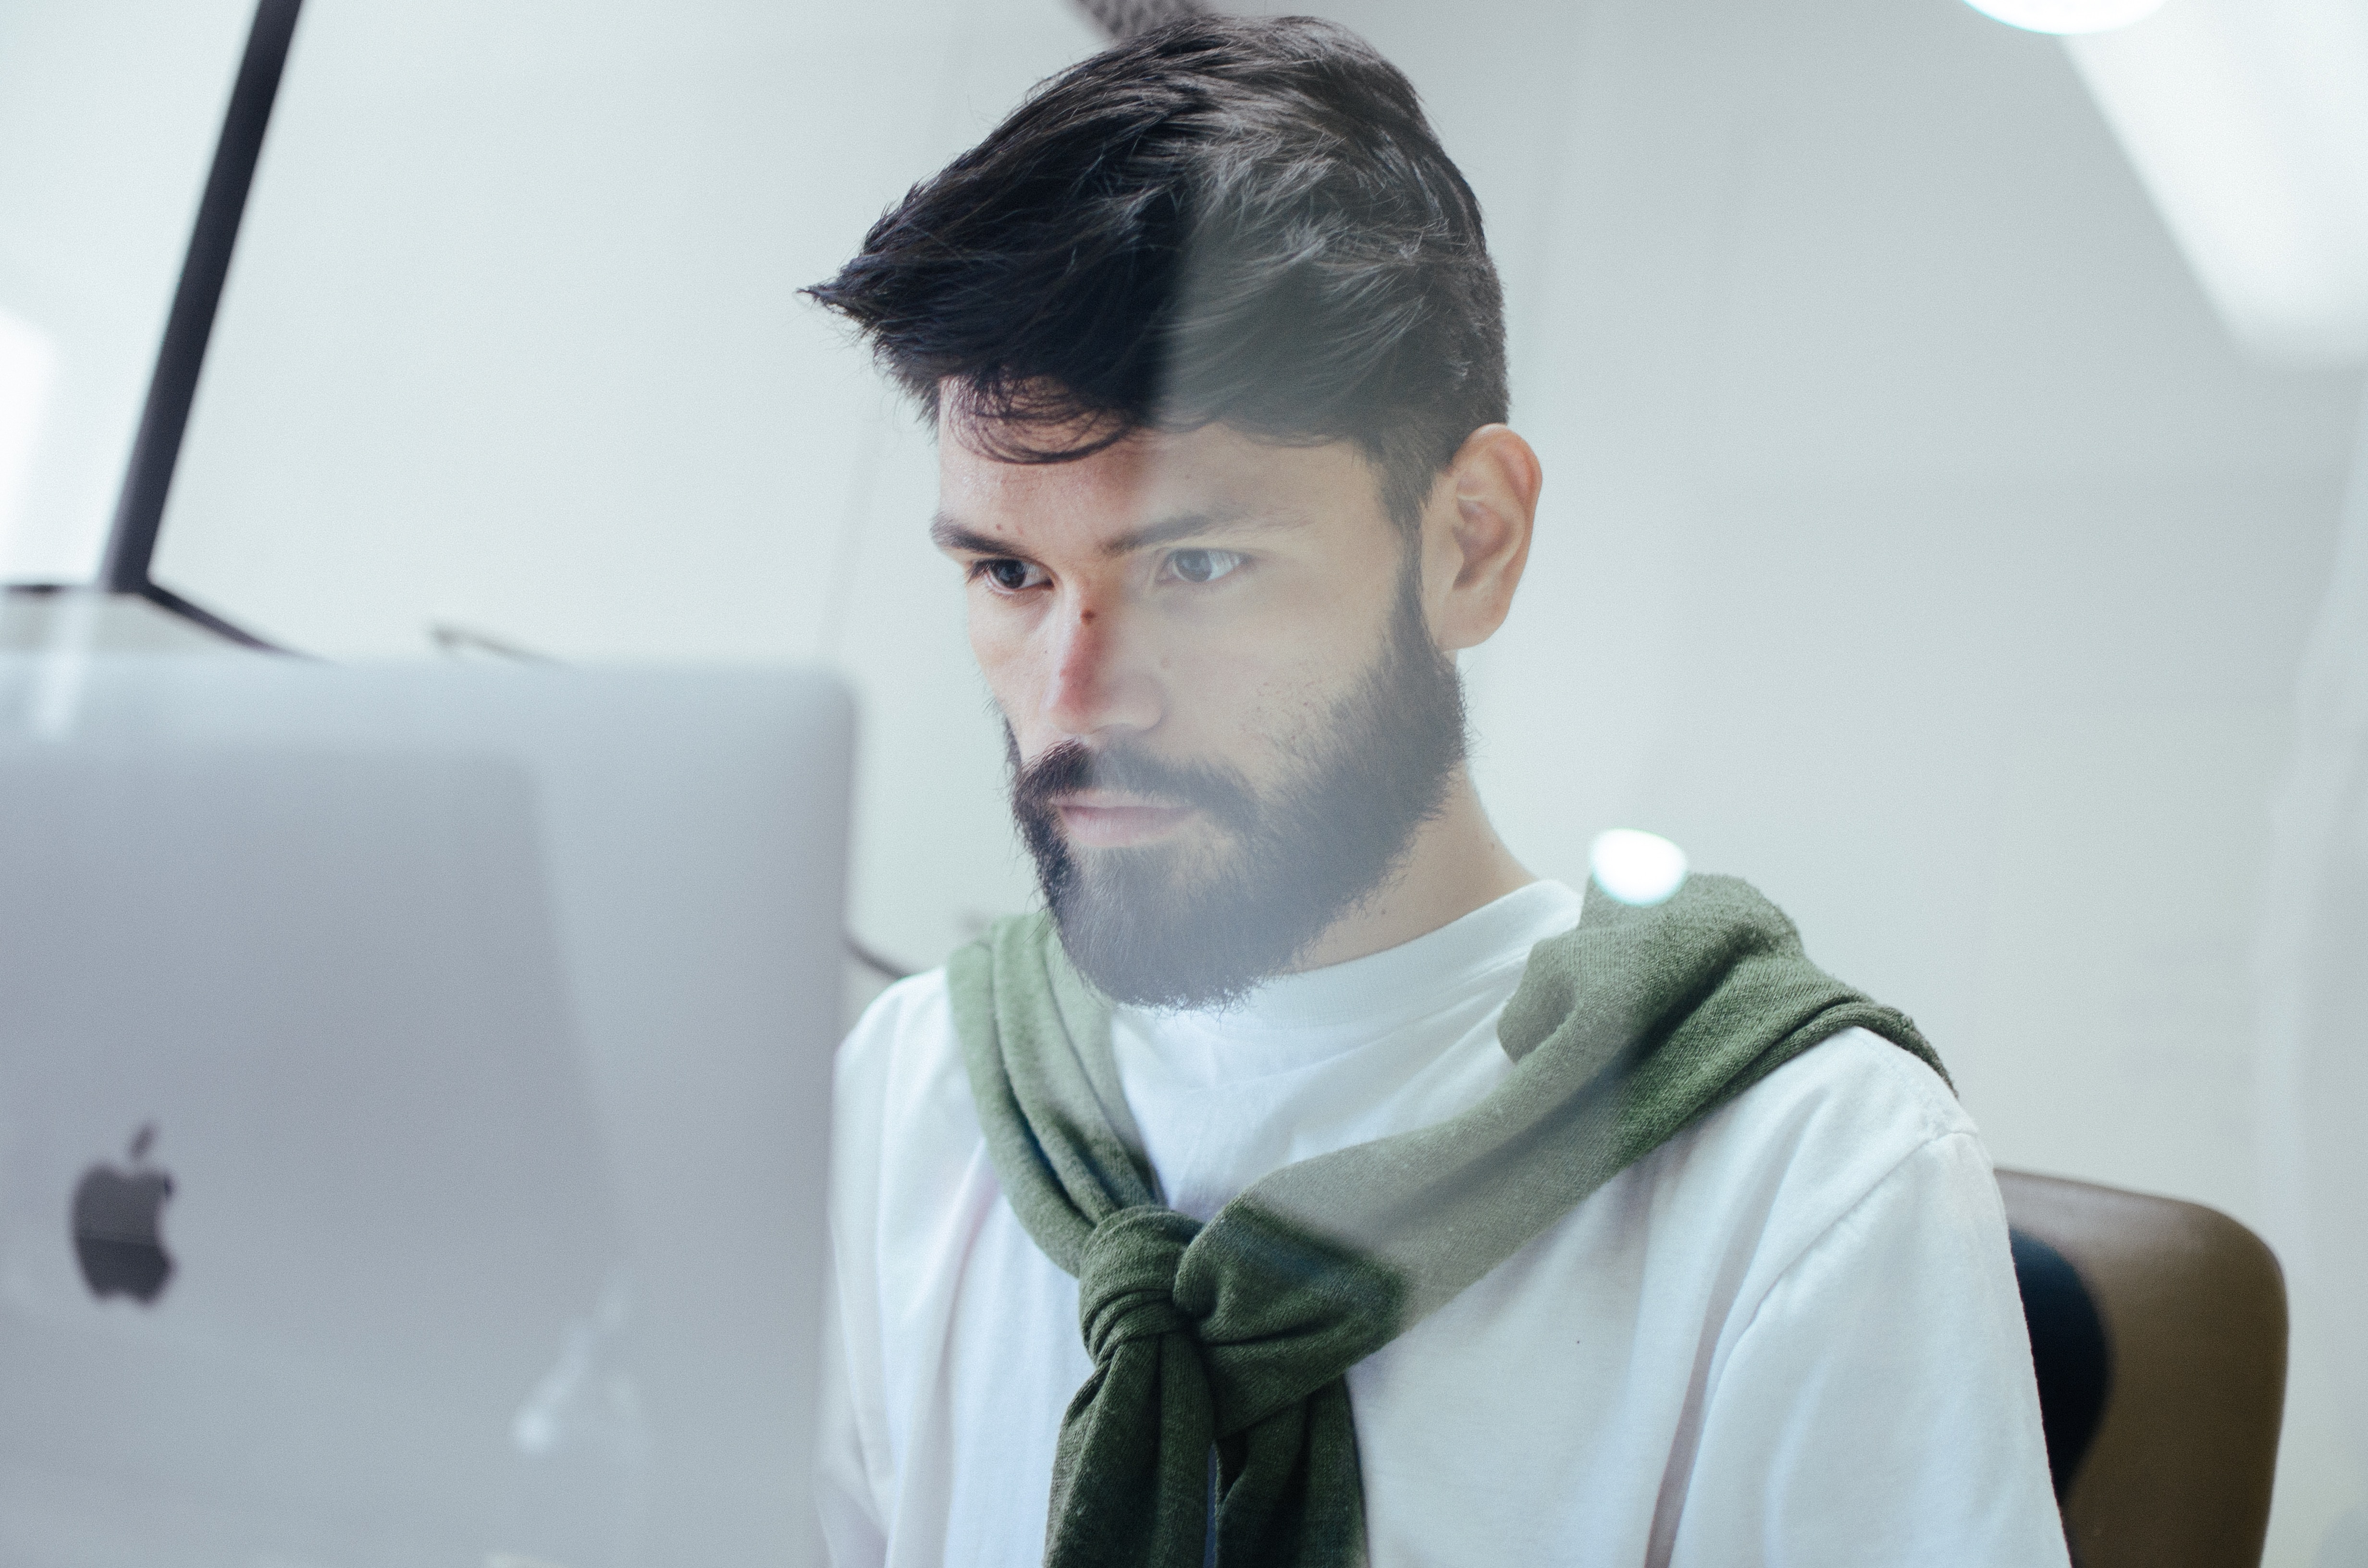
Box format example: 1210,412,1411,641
1664,1129,2071,1568
814,1000,900,1568
816,1273,889,1567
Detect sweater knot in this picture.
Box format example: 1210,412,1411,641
1077,1205,1204,1361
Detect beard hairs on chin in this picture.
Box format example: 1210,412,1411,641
1005,573,1467,1010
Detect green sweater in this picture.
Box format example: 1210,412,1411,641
947,873,1945,1568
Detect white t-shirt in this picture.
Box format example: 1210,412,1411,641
818,880,2071,1567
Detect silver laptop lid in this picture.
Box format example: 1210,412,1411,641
0,657,850,1568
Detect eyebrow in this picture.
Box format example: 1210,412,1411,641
929,505,1299,560
929,516,1015,556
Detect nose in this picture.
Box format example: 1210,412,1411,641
1037,586,1160,740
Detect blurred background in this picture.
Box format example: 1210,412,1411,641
2,0,2363,1560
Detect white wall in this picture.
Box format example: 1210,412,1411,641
109,0,2368,1558
0,0,254,578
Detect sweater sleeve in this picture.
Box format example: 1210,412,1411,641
1663,1129,2071,1568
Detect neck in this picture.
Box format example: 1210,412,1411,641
1287,769,1534,973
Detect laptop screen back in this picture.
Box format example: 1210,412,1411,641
0,658,850,1568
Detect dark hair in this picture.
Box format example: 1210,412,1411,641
805,15,1507,531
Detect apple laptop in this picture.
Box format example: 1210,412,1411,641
0,656,851,1568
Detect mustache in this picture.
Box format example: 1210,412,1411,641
1010,737,1258,836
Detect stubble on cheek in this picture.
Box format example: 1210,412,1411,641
1012,557,1465,1010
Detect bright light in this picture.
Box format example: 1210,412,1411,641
1589,829,1689,907
1964,0,2166,34
2066,0,2368,362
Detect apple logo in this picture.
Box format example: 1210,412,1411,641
72,1123,176,1305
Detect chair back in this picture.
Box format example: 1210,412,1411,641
1999,1169,2287,1568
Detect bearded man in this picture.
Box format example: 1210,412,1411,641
807,16,2067,1567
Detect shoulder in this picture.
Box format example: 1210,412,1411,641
1648,1028,1998,1288
1720,1026,1973,1180
1644,1037,2062,1566
839,967,961,1098
833,968,987,1200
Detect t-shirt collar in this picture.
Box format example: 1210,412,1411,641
1115,878,1585,1039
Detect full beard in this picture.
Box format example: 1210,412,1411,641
1008,567,1468,1010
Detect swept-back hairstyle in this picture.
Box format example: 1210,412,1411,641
805,15,1507,531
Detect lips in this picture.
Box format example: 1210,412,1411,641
1055,799,1195,849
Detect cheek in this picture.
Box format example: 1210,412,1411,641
966,603,1022,691
966,595,1051,725
1161,635,1343,774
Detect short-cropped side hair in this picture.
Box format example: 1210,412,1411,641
805,14,1508,532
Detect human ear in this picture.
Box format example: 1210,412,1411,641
1418,424,1541,652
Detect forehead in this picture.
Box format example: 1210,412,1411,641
933,414,1384,552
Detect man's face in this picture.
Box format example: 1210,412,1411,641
934,415,1466,1007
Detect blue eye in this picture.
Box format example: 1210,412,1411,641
1167,548,1243,585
